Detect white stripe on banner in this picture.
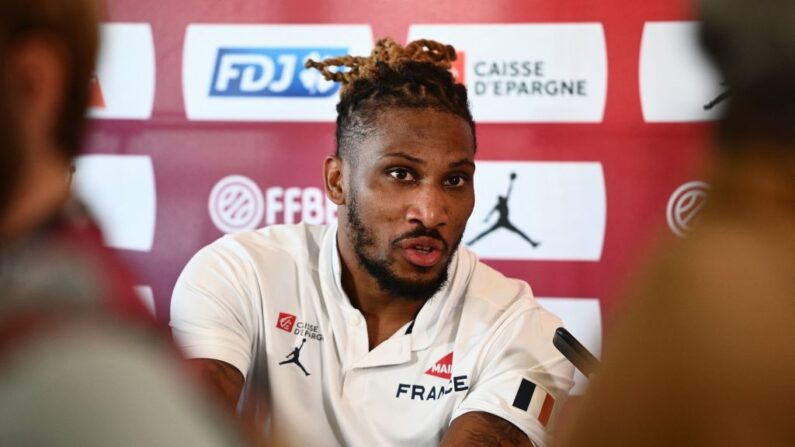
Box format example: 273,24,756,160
89,23,156,120
464,162,606,261
72,155,157,252
183,24,373,122
134,285,156,317
640,21,726,122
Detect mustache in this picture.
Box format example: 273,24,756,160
392,227,449,251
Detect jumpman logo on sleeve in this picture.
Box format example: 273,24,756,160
279,338,311,376
467,172,540,248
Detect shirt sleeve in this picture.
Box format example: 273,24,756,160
452,303,575,447
170,239,259,376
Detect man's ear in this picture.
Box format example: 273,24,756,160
324,155,346,205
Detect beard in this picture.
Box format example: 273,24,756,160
345,194,464,302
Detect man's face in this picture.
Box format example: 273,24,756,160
341,108,476,301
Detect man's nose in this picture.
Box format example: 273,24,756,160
406,185,449,229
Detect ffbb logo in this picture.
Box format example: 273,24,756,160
277,313,297,332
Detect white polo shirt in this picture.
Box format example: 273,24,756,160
171,223,574,446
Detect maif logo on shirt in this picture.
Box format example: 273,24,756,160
425,352,454,380
408,24,607,122
397,352,468,401
183,24,373,121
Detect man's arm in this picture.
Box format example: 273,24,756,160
441,412,533,447
189,358,245,413
171,241,258,413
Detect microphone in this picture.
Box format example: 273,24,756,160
553,327,600,378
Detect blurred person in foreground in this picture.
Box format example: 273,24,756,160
556,0,795,445
171,38,574,446
0,1,246,445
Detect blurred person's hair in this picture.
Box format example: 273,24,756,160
700,0,795,146
0,0,101,214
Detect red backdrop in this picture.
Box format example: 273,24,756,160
79,1,716,384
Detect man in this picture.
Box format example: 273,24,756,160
171,38,574,446
0,1,246,444
556,1,795,445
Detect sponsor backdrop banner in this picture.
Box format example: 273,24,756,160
79,0,714,382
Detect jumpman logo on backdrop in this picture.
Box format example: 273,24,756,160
467,172,540,248
704,81,730,110
279,338,311,376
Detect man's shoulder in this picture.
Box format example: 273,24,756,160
204,223,331,260
460,253,561,327
466,257,533,311
179,223,331,283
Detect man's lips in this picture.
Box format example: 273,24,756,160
398,236,446,268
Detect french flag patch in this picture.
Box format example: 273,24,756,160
512,379,555,427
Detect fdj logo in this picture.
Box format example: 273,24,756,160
209,48,347,97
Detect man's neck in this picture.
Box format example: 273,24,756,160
337,234,426,350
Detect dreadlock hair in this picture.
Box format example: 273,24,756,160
306,37,476,160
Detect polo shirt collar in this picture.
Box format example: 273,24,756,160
319,224,477,362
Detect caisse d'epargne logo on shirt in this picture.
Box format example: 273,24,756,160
276,312,323,341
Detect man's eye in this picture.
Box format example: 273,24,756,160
389,169,414,181
444,175,467,187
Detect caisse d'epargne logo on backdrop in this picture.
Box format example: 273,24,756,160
408,24,608,123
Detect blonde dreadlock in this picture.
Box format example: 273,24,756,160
305,37,475,158
306,37,458,96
